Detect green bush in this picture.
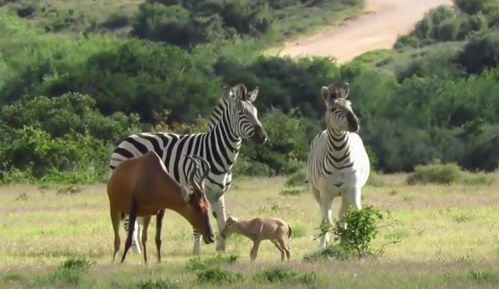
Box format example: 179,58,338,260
279,186,304,196
0,93,140,141
333,206,384,258
42,257,93,285
310,206,390,259
136,279,180,289
454,0,497,15
101,12,131,30
303,244,351,261
458,30,499,74
186,254,238,271
407,162,462,184
196,267,243,285
407,161,492,185
284,167,307,187
256,268,297,283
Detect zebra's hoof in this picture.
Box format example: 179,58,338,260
216,241,226,252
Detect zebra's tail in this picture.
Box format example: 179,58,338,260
288,224,292,239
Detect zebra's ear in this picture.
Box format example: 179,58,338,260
245,87,258,102
321,86,332,107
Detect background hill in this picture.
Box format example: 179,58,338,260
0,0,498,183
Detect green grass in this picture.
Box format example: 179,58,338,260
1,173,499,288
271,0,365,42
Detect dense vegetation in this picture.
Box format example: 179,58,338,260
0,0,497,183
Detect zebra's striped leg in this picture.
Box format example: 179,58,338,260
193,230,202,255
319,192,333,248
210,197,227,252
123,215,142,254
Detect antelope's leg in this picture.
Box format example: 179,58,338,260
155,209,165,263
141,216,151,264
121,199,138,263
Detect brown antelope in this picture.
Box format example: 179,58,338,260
107,151,215,263
221,216,291,261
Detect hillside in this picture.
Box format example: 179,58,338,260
0,0,498,183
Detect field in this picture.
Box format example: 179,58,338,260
1,173,499,289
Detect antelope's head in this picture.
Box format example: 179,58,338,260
221,215,238,239
183,156,215,244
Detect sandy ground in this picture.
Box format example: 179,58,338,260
280,0,453,63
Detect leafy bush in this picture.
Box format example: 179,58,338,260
42,257,94,285
407,161,493,185
458,30,499,74
454,0,497,15
101,12,131,30
309,206,390,260
236,109,319,175
136,279,180,289
196,267,243,285
333,206,384,258
256,267,297,283
186,254,238,271
407,162,462,184
0,93,140,141
303,244,351,261
279,186,303,196
284,167,307,187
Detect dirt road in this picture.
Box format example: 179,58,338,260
280,0,453,63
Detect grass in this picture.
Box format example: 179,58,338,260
268,0,365,49
0,173,498,288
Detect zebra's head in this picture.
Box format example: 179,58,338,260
321,82,359,133
226,84,268,144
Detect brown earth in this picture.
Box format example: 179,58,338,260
280,0,453,63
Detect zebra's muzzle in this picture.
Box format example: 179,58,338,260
252,126,268,144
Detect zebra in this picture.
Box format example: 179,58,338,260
109,83,268,255
307,82,370,248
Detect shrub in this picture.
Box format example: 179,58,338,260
186,254,238,271
303,244,351,261
42,257,94,285
236,109,318,175
256,267,297,283
101,12,131,29
437,18,461,41
458,30,499,74
407,162,462,184
309,206,391,260
454,0,497,15
333,206,384,258
136,279,180,289
279,186,303,196
196,267,242,284
284,167,307,187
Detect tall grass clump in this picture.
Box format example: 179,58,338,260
407,162,492,185
186,254,238,271
41,257,94,285
196,267,243,285
136,279,180,289
255,267,297,283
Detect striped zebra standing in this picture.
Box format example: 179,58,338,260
109,84,267,255
307,82,370,248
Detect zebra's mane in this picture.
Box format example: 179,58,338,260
208,96,229,129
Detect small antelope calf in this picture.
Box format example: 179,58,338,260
107,151,215,263
221,216,291,261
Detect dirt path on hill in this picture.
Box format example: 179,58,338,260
280,0,453,63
